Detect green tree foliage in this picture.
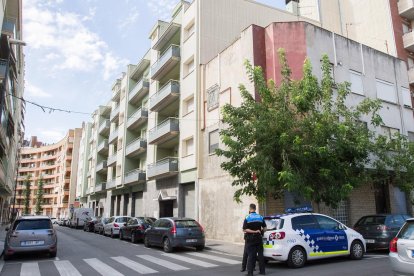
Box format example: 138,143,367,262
217,49,414,207
35,175,44,215
23,175,31,215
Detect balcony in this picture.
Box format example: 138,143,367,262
147,157,179,180
94,182,106,193
151,45,180,81
152,22,181,51
403,31,414,52
124,169,146,186
2,18,15,37
409,67,414,85
126,107,148,130
97,139,109,155
106,178,117,189
107,154,117,167
0,159,6,187
110,104,120,122
0,59,8,80
149,80,180,112
148,118,179,145
125,138,147,158
98,120,110,136
129,78,149,105
108,127,119,144
112,84,121,101
399,0,414,20
131,55,150,80
96,160,108,173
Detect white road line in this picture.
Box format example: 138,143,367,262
186,252,240,264
84,258,124,276
54,260,82,276
137,255,189,271
21,263,40,276
161,253,218,268
111,256,158,274
55,257,60,261
205,250,242,258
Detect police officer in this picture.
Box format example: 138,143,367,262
243,203,266,276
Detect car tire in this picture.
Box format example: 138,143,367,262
144,236,150,248
50,251,57,258
195,245,205,251
163,238,173,253
131,233,137,244
287,246,306,268
350,240,364,260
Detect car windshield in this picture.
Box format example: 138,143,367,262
357,216,386,225
14,219,52,230
137,217,155,225
264,218,284,230
117,217,129,223
175,220,199,228
398,222,414,240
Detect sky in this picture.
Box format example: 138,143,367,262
23,0,286,144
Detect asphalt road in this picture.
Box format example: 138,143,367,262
0,225,394,276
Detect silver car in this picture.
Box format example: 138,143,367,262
389,218,414,276
103,216,130,238
3,216,57,260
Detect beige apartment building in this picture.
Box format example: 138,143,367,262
77,0,414,242
0,0,25,223
15,130,81,218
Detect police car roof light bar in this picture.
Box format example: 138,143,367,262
284,206,313,214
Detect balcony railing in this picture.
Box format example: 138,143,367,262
403,31,414,52
399,0,414,20
97,139,109,154
96,160,108,173
94,182,106,193
2,18,15,37
98,120,110,136
108,127,119,144
126,107,148,130
409,67,414,85
147,157,179,180
148,118,179,145
125,138,147,158
0,59,8,80
149,80,180,112
106,178,117,189
107,154,117,167
129,78,149,104
124,169,146,186
112,86,121,101
151,45,180,80
110,104,120,122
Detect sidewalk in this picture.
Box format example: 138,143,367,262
0,224,7,257
205,238,244,257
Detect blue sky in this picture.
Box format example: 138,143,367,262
23,0,286,143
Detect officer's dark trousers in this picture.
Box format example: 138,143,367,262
242,242,248,270
247,241,265,274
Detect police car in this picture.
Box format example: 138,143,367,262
263,207,366,268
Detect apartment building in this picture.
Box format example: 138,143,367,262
0,0,25,223
15,130,81,218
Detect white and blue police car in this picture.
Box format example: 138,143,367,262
263,207,366,268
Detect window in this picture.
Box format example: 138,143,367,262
376,79,397,103
381,126,399,139
408,131,414,142
314,215,340,230
398,221,414,240
355,216,386,226
175,220,198,228
207,84,219,111
349,70,363,95
209,130,219,154
183,137,194,156
14,219,52,230
185,21,195,40
185,57,194,75
184,96,194,115
401,88,412,107
402,23,410,34
159,220,172,228
291,215,319,230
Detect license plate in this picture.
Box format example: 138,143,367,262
21,240,44,246
186,239,197,243
365,239,375,244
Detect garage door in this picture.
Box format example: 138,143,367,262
183,183,195,219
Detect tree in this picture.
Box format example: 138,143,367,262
23,175,31,215
35,175,44,215
217,49,414,207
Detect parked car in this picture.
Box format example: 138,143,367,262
353,214,411,250
262,209,365,268
94,217,109,234
69,208,94,228
3,216,57,260
103,216,131,238
83,217,98,232
144,217,205,253
120,217,153,243
61,218,69,227
137,217,156,225
389,218,414,275
50,217,58,225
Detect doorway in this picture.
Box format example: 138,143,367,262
159,200,174,217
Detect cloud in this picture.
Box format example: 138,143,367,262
118,7,139,30
36,129,67,144
24,1,126,80
147,0,177,20
25,82,52,98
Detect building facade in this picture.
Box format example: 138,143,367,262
0,0,24,224
15,130,81,218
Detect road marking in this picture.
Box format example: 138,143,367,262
54,260,82,276
84,258,124,276
186,252,240,264
161,253,218,268
136,255,189,271
21,263,40,276
205,250,242,258
111,256,158,274
0,260,4,274
55,257,60,261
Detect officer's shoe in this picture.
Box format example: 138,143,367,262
240,268,246,272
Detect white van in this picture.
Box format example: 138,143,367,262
69,208,93,228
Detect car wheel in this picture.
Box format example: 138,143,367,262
163,238,173,253
144,236,150,248
119,230,124,240
50,251,57,258
131,233,136,244
195,245,205,251
350,240,364,260
287,246,306,268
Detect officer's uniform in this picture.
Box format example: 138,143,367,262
243,212,266,275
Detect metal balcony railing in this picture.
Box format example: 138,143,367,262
149,80,180,112
107,154,117,167
108,127,119,144
110,104,120,122
151,45,180,80
98,120,110,135
125,138,147,157
96,160,108,173
97,139,109,154
148,118,179,145
94,182,106,193
398,0,414,20
147,157,179,179
106,178,117,189
129,78,149,104
126,107,148,130
124,169,146,185
2,18,15,37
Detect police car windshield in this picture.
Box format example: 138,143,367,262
264,218,283,230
